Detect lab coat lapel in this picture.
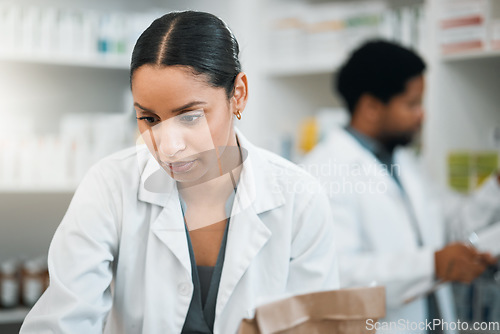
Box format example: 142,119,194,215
150,194,192,275
215,129,285,319
215,206,271,318
137,151,173,207
395,150,437,247
138,155,192,274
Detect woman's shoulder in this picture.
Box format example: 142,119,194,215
82,145,151,189
94,144,149,170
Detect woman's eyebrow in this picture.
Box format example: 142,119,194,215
133,101,207,114
134,102,155,113
171,101,207,113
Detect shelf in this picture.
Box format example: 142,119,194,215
0,53,130,70
265,58,342,77
0,307,30,324
441,49,500,62
0,184,77,194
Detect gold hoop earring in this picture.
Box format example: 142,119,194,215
235,110,241,120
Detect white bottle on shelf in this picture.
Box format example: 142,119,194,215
21,259,45,308
98,13,112,57
0,261,20,309
69,10,85,58
3,5,22,55
1,138,19,188
109,13,127,59
17,136,37,187
20,6,41,56
57,9,76,56
400,6,413,48
39,7,58,57
0,4,5,53
81,10,99,59
63,113,97,183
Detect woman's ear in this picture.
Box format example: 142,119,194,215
232,72,248,114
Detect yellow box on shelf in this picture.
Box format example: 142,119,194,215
447,150,498,193
475,151,499,186
298,117,319,153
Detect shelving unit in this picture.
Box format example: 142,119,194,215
0,308,30,324
257,0,429,161
0,3,157,329
0,53,130,69
424,0,500,187
0,184,77,193
265,58,339,77
441,49,500,62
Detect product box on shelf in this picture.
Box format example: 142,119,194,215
0,112,133,191
438,0,489,54
266,3,306,67
492,20,500,49
490,0,500,50
264,1,426,74
0,3,164,65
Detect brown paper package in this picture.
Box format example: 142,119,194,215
237,286,386,334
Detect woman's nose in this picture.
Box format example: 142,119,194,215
154,120,186,159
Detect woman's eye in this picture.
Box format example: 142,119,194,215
181,115,197,122
180,113,203,123
136,116,157,124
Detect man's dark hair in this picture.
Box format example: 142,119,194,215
336,40,426,114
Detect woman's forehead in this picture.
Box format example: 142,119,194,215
132,65,207,88
132,65,227,113
133,66,217,93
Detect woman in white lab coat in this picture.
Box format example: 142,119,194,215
20,11,339,334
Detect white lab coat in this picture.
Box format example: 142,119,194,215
20,129,339,334
302,127,500,333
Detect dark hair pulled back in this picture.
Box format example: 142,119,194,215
131,11,241,98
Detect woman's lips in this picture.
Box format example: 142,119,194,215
163,159,197,173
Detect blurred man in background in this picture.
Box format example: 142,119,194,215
303,40,500,333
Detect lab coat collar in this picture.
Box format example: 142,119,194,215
137,149,177,208
327,127,402,190
326,127,383,166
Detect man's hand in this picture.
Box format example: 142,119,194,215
435,242,497,283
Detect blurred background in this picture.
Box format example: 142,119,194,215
0,0,500,332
